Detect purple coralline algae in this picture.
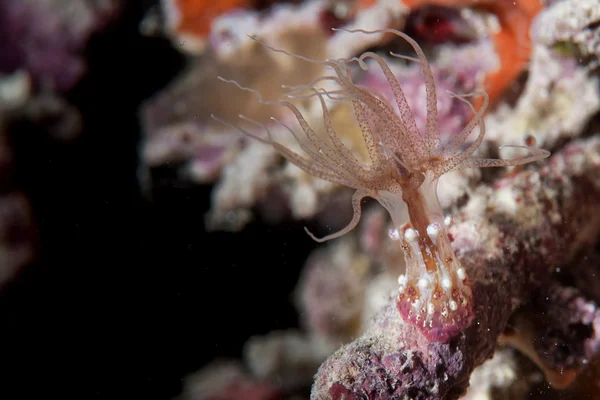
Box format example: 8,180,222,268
0,0,120,92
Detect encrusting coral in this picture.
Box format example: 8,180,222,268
311,135,600,399
532,0,600,63
216,28,549,343
156,2,600,399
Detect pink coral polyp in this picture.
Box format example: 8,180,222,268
216,28,549,342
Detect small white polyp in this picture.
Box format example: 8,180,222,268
404,228,419,242
426,223,440,239
412,299,422,309
398,274,407,286
427,303,435,315
441,277,452,289
444,215,452,227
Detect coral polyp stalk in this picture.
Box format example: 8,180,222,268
214,28,549,343
385,178,473,342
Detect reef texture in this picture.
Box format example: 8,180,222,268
0,0,120,92
0,73,37,287
177,361,283,400
152,1,600,399
501,281,600,390
0,0,121,286
244,330,340,392
311,136,600,399
532,0,600,62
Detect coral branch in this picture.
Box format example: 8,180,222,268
311,136,600,399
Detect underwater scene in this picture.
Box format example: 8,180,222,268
1,0,600,399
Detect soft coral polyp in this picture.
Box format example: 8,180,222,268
391,181,473,342
216,28,549,342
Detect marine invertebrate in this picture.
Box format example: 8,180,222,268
216,28,548,342
312,136,600,399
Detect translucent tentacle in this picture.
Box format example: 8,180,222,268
269,117,359,182
352,88,413,156
304,190,368,242
498,145,551,164
443,90,489,157
457,146,551,170
218,77,346,173
351,51,422,159
436,91,489,177
284,89,356,101
335,28,441,154
210,113,271,144
212,113,354,186
248,35,355,88
351,99,381,166
249,35,414,157
272,142,349,184
313,89,364,172
389,51,421,63
275,99,359,175
281,76,344,95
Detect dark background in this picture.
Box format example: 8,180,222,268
0,1,316,399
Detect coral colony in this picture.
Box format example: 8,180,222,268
215,28,549,343
144,0,600,398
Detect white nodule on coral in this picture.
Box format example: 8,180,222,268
417,277,430,289
404,228,419,242
444,215,452,227
412,299,422,309
449,300,458,311
427,303,435,315
397,274,407,287
457,268,466,280
441,277,452,290
389,228,401,240
426,223,440,240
